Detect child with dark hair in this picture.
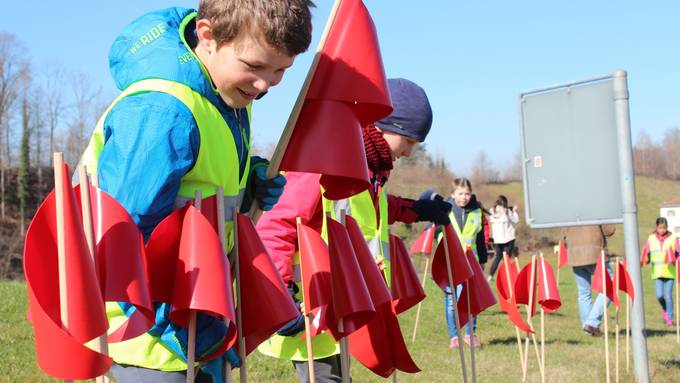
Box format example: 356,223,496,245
487,195,519,278
642,217,680,325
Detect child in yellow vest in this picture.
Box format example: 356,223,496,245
642,217,679,326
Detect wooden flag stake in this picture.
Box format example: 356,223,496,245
614,258,620,383
554,244,560,287
502,253,526,376
440,225,468,383
78,166,111,383
465,281,477,383
412,246,434,342
602,251,611,383
336,210,351,383
231,204,247,383
521,255,544,383
539,253,545,383
626,294,630,372
675,259,679,344
186,191,203,383
296,217,316,383
216,188,234,383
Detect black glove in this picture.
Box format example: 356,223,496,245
412,194,452,225
276,282,305,336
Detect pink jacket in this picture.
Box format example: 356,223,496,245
256,171,418,283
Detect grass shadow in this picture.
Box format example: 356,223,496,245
645,328,675,338
487,337,585,346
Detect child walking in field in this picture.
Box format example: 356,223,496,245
642,217,679,326
444,178,488,348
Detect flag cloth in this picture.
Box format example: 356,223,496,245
345,215,391,307
24,163,111,379
592,255,620,308
235,213,299,355
409,225,435,255
536,257,561,313
457,247,497,328
496,255,533,334
390,234,426,314
279,0,392,200
145,205,237,360
617,260,635,301
326,217,375,339
431,224,473,291
558,239,569,268
514,259,538,318
75,183,154,343
296,222,333,335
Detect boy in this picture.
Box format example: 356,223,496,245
79,1,314,382
256,78,451,382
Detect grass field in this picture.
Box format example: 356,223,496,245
2,254,680,383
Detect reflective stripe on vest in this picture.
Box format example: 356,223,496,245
450,208,482,255
648,233,677,280
81,78,250,371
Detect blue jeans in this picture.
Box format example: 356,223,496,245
654,278,674,319
444,285,476,338
573,264,610,328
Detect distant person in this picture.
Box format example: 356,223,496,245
444,178,488,348
487,195,519,279
641,217,679,326
563,225,616,336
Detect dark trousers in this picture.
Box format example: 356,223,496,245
111,364,213,383
488,240,516,277
293,355,344,383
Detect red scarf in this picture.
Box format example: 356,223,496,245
363,124,393,180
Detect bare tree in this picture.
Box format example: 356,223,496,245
43,62,66,163
503,149,523,182
31,87,46,204
67,72,102,164
17,67,32,234
471,150,501,184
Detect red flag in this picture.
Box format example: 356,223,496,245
536,257,561,313
640,247,650,266
235,214,299,355
297,222,333,335
431,224,473,291
592,255,619,308
496,256,533,334
617,261,635,301
390,235,426,314
24,163,111,379
514,259,538,318
279,0,392,200
665,248,677,264
145,205,237,360
558,239,569,268
326,217,375,339
345,217,420,377
409,226,435,255
457,248,497,328
75,184,154,343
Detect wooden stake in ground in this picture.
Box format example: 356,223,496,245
539,253,545,383
614,257,620,383
78,166,111,383
411,247,433,342
676,259,679,344
336,210,351,383
440,225,468,383
216,189,234,383
626,294,630,373
521,255,544,383
186,191,203,383
465,280,477,383
602,251,611,383
554,246,560,287
502,252,526,376
53,153,74,383
296,217,316,383
231,205,247,383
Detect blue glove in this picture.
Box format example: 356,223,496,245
276,282,305,336
253,165,286,211
200,348,242,383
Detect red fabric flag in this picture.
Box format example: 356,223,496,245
325,217,375,339
640,247,650,266
665,248,677,265
145,205,237,360
279,0,392,200
514,259,538,318
235,214,299,355
536,257,561,313
495,256,533,334
409,226,435,255
431,225,473,291
345,216,391,307
592,255,620,308
24,163,111,379
617,261,635,301
297,222,333,335
457,248,497,328
75,184,154,343
558,239,569,269
390,235,426,314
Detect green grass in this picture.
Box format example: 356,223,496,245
3,255,680,383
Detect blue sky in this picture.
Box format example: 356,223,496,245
5,1,679,175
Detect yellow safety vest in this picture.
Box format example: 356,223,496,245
449,207,482,256
258,187,389,361
80,78,250,371
648,233,677,280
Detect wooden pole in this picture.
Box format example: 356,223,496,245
336,210,350,383
232,205,247,383
296,217,316,383
539,254,546,383
466,281,477,383
626,294,630,372
412,248,433,342
440,225,468,383
555,244,560,287
675,259,679,344
250,0,342,222
186,191,203,383
53,153,73,383
502,253,526,376
78,166,111,383
521,256,544,383
602,251,611,383
615,258,620,383
216,188,234,383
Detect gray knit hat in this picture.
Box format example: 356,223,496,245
375,78,433,142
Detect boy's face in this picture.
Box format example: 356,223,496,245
196,21,295,109
381,130,418,160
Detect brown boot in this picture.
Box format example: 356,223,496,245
583,325,602,337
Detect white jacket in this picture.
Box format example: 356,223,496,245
489,207,519,244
